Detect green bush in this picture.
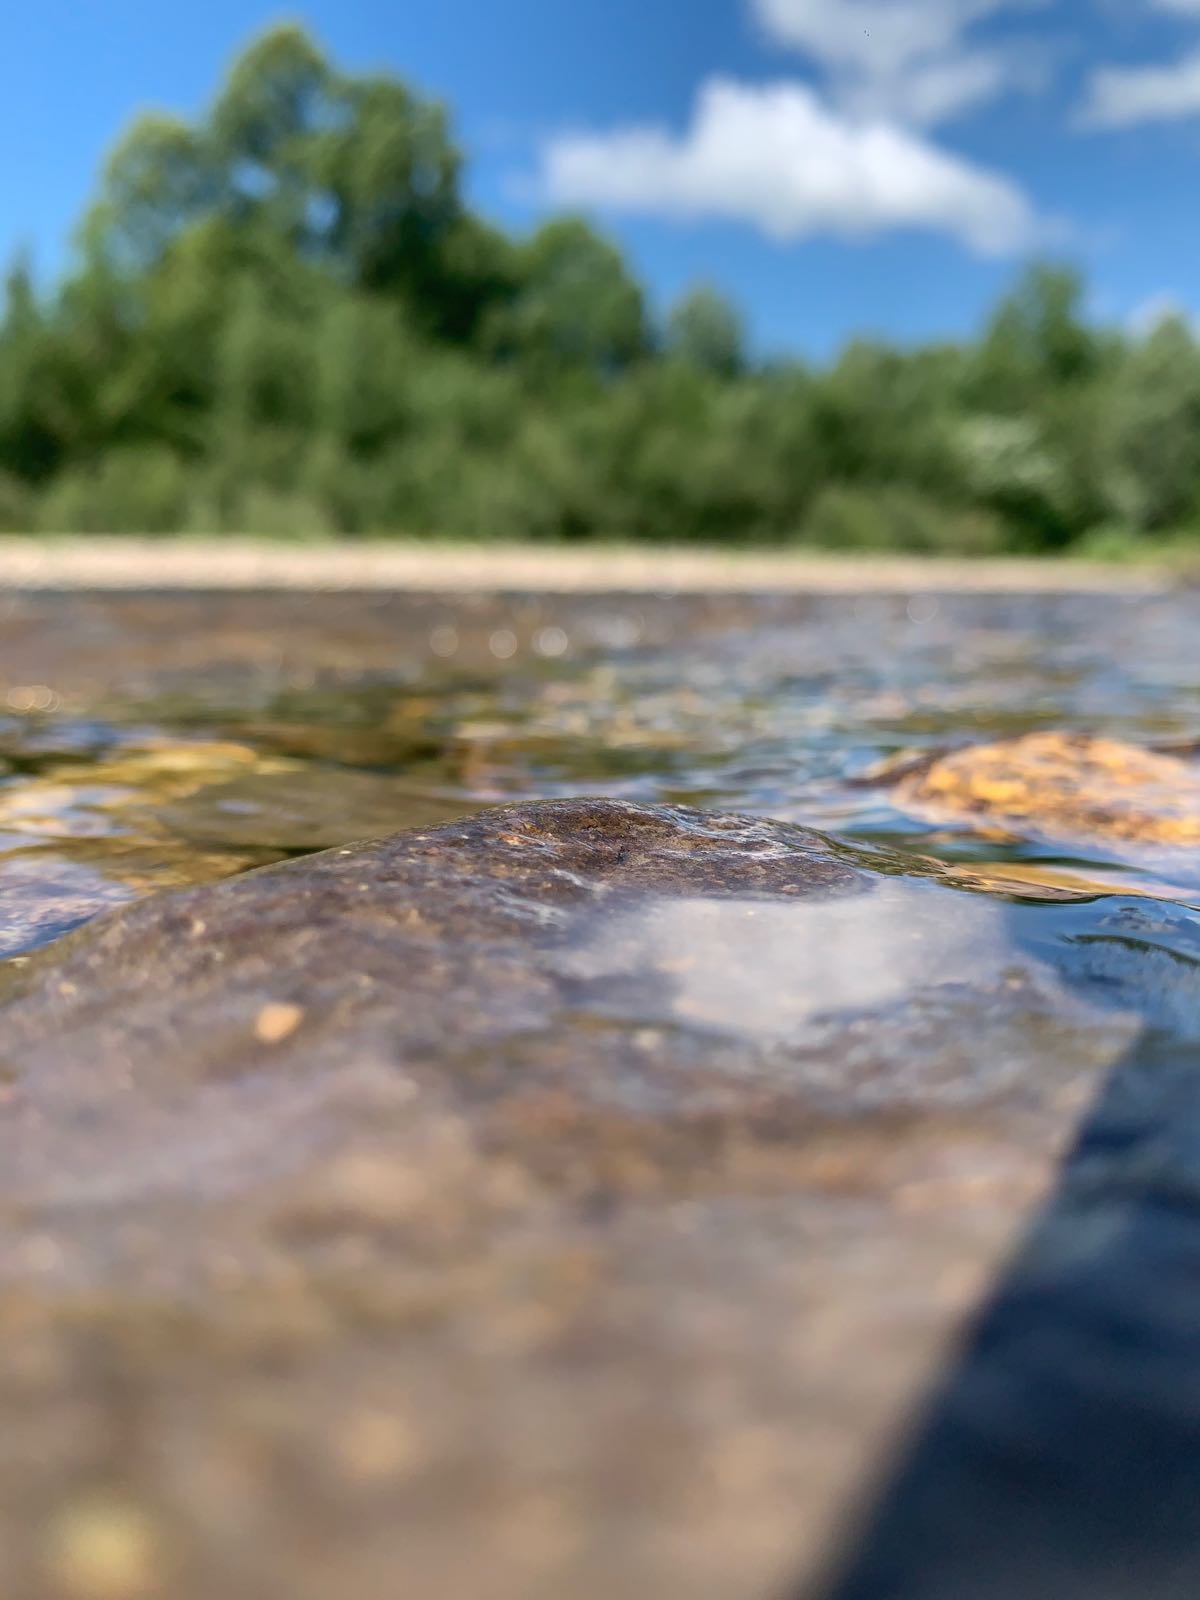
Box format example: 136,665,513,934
36,447,190,534
803,485,1009,555
1072,522,1200,564
0,472,33,531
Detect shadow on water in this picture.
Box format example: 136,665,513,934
806,896,1200,1600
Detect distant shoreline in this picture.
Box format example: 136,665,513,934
0,538,1183,593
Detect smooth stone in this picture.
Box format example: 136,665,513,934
0,799,1143,1600
892,731,1200,848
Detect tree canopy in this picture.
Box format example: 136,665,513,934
1,24,1196,554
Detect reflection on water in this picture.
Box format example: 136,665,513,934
556,882,1016,1041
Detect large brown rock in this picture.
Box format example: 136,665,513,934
0,799,1142,1600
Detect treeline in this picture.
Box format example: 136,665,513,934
2,25,1199,553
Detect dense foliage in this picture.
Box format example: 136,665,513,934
2,25,1197,553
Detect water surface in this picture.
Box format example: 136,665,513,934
2,586,1199,957
4,586,1200,1599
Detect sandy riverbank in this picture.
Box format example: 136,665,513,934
0,538,1184,592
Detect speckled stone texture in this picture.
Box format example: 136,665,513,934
0,798,1143,1600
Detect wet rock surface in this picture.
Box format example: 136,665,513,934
891,730,1200,848
0,797,1150,1600
2,590,1200,1597
816,940,1200,1600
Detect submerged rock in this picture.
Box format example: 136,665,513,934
0,740,488,955
891,731,1200,847
0,800,1146,1600
159,765,488,850
0,742,292,957
0,741,289,839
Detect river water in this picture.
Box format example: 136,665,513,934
2,586,1198,952
3,584,1200,1600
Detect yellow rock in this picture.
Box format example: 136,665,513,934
893,731,1200,847
948,859,1200,903
44,1497,164,1600
253,1001,306,1044
0,741,295,839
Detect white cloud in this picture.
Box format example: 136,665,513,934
1079,0,1200,130
1080,49,1200,127
753,0,994,79
749,0,1037,126
874,52,1013,126
538,77,1040,256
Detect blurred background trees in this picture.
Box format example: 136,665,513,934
1,22,1196,553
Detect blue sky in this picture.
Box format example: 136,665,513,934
5,0,1200,358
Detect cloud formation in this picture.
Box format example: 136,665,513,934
1080,49,1200,127
1079,0,1200,128
750,0,1033,126
538,77,1039,256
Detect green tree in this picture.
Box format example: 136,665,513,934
484,218,648,378
972,263,1104,406
0,258,63,482
1107,313,1200,532
665,284,745,377
4,21,1200,554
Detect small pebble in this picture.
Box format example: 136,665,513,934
254,1002,305,1044
46,1497,162,1600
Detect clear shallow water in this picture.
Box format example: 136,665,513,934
2,587,1200,1599
1,585,1199,963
